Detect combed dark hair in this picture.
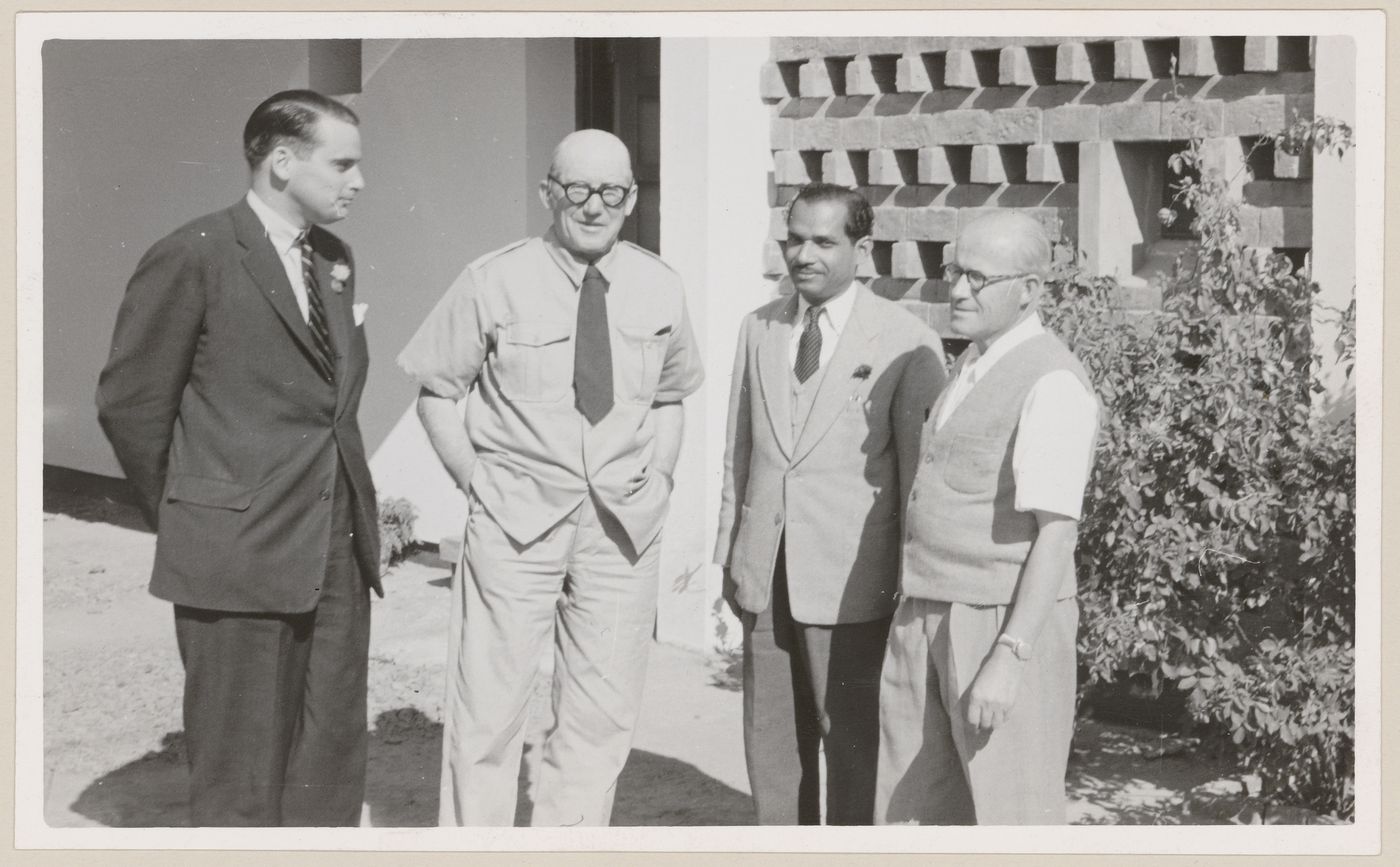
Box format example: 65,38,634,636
242,90,359,169
788,183,874,242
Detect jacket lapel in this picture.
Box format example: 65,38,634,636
232,199,321,368
791,286,877,466
756,294,798,461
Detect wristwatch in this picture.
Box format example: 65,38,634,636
996,633,1033,661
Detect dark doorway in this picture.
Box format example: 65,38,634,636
575,38,661,254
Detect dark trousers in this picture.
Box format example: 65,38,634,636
741,542,892,825
173,467,370,826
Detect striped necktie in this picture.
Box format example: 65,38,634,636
298,232,336,383
794,305,822,383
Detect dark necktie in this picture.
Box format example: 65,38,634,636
794,305,822,383
574,264,613,425
298,233,336,383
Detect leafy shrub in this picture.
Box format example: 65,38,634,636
378,496,419,568
1044,110,1356,818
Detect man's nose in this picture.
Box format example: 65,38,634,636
348,167,366,191
791,242,815,263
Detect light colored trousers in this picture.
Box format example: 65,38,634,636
438,493,660,827
875,596,1079,825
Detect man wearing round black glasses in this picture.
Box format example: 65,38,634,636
877,211,1099,825
398,129,704,826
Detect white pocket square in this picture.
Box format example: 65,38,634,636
353,303,368,326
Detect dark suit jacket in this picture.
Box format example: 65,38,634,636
97,197,382,614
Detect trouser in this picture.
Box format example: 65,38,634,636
438,492,660,827
742,541,891,825
874,596,1079,825
174,466,370,827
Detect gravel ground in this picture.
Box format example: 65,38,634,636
41,486,1312,829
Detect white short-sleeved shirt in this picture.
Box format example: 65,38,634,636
934,314,1098,519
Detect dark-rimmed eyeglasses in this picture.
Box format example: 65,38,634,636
942,263,1027,293
547,175,634,208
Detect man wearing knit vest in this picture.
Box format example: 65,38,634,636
875,211,1099,825
716,184,946,824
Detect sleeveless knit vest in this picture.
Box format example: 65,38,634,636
901,332,1096,605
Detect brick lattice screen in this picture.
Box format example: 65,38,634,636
762,35,1316,328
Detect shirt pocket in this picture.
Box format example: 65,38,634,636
494,319,573,402
943,433,1004,495
615,324,668,405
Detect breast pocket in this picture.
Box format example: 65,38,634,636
494,320,573,402
943,433,1004,495
616,325,668,405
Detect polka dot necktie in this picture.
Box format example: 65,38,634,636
298,232,336,383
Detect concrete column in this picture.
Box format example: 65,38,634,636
1077,141,1141,281
658,37,771,654
1309,36,1357,415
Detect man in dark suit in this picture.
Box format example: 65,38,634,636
96,90,380,827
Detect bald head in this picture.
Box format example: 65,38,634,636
955,211,1053,279
550,129,633,185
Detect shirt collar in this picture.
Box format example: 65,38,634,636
795,281,859,334
961,313,1045,378
245,190,305,256
543,227,622,288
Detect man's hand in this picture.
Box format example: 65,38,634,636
721,567,742,620
626,466,672,498
964,643,1025,732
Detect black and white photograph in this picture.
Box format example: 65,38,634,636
15,8,1383,856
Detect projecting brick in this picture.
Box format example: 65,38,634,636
861,37,909,56
1027,143,1064,183
1257,206,1311,246
872,206,907,240
1244,35,1279,72
882,114,938,148
1114,39,1152,80
793,117,840,150
930,109,993,145
773,151,811,186
897,54,932,92
799,60,834,98
868,149,906,185
846,56,879,96
771,38,818,62
1273,144,1313,179
891,241,924,278
1056,42,1093,83
760,62,790,100
1101,102,1162,140
907,207,959,241
919,147,956,184
1163,99,1225,138
763,240,786,275
769,207,789,241
1224,94,1288,135
839,116,882,149
988,108,1042,144
1244,180,1312,208
944,49,980,89
1046,104,1100,142
771,118,795,150
1178,37,1218,77
970,145,1007,183
1000,46,1035,86
822,151,859,187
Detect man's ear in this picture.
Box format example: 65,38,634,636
267,144,295,184
855,235,873,263
537,179,553,210
621,184,639,217
1020,274,1044,310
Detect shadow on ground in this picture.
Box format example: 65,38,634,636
43,465,151,534
66,708,753,827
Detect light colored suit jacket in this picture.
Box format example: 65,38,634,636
714,285,947,625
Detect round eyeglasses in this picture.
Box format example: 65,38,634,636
547,174,633,208
942,263,1027,292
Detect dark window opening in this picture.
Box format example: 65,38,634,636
1161,139,1199,239
1026,45,1058,86
800,151,825,184
868,55,899,93
871,241,894,276
945,145,974,184
998,145,1029,184
1143,38,1180,79
777,61,803,97
1211,37,1247,76
1084,41,1116,82
916,241,946,278
971,49,1001,87
824,57,853,96
1277,37,1312,72
1054,143,1080,183
921,52,948,89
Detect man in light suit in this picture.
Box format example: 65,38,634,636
715,184,947,824
96,90,380,826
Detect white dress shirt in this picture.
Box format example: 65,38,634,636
789,283,859,372
935,314,1099,520
246,190,311,323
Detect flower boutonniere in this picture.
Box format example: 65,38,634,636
329,262,351,293
852,364,873,380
